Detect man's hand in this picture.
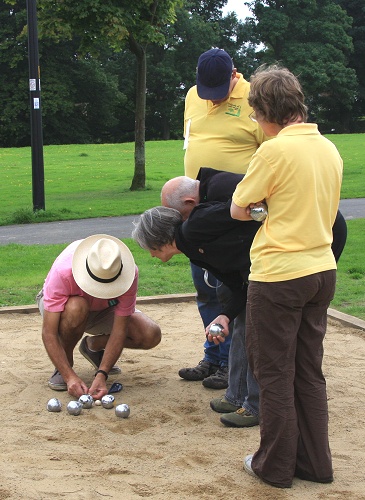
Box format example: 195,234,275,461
206,315,230,345
66,373,89,398
88,373,108,400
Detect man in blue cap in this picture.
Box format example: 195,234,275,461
195,47,234,102
184,48,266,179
179,48,267,390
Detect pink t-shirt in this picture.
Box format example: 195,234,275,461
42,240,138,316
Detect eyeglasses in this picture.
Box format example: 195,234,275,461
249,111,257,122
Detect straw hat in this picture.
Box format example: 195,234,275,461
72,234,135,299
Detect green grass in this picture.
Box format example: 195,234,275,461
0,135,364,225
0,220,364,320
326,134,365,199
0,141,185,224
331,219,365,320
0,137,364,318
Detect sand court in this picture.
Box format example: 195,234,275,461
0,299,364,499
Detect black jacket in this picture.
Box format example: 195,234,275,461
198,167,243,203
175,200,261,320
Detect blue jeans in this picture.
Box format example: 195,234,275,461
191,263,231,367
225,304,259,416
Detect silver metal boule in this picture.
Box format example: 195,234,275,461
101,394,115,409
115,404,130,418
209,323,224,337
67,400,83,416
250,206,268,222
47,398,62,412
79,394,94,409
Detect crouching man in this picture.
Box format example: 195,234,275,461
37,234,161,399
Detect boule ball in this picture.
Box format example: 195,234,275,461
209,323,224,337
79,394,94,409
250,206,267,222
115,404,130,418
47,398,62,412
67,400,83,416
101,394,115,409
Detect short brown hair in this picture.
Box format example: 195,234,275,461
248,65,308,125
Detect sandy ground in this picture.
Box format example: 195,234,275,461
1,299,365,500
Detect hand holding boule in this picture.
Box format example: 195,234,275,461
209,323,225,337
250,204,268,222
79,394,94,409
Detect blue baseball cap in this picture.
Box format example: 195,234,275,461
196,48,234,100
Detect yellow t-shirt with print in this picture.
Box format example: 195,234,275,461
232,123,343,282
184,73,266,179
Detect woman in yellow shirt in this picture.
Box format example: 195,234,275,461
231,65,343,488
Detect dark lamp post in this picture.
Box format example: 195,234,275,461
26,0,45,211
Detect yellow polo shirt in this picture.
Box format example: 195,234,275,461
183,73,267,179
232,123,343,282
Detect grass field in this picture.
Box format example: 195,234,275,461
0,135,364,225
1,141,183,224
0,137,364,318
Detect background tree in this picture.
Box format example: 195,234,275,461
1,0,364,149
336,0,365,130
41,43,127,145
37,0,182,189
247,0,358,132
0,2,128,146
0,2,29,146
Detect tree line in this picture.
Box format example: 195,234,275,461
1,0,364,151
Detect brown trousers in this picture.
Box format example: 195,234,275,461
246,270,336,488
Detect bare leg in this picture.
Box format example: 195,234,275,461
124,310,161,349
58,296,89,365
87,310,161,352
